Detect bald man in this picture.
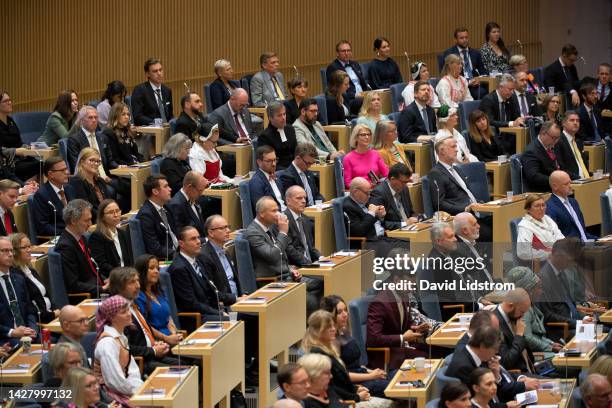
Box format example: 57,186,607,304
208,88,256,145
58,305,90,367
545,170,597,241
581,374,612,408
495,289,536,373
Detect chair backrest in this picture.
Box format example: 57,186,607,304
12,111,51,145
421,175,434,218
240,74,254,105
319,68,328,92
203,83,214,113
169,118,177,135
151,156,164,175
429,77,440,90
461,129,472,151
238,180,254,229
80,331,97,363
604,136,612,173
314,94,328,125
124,95,132,111
26,195,39,245
509,217,522,266
425,399,440,408
360,62,372,87
159,270,180,329
390,82,406,112
510,153,524,195
437,53,445,71
388,111,401,123
348,295,375,366
434,365,461,399
601,192,611,236
48,248,69,307
458,100,481,131
455,161,489,202
58,138,70,172
234,232,257,293
333,155,345,198
331,197,349,251
128,216,146,258
87,100,99,108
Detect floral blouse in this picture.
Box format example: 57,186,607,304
480,42,511,74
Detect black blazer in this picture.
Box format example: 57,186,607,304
209,78,239,111
67,129,115,174
168,253,227,316
136,200,179,260
31,182,70,238
427,162,476,215
511,91,542,117
0,271,37,340
556,133,583,180
102,128,143,166
279,163,324,205
520,139,562,192
167,190,205,237
284,98,300,126
67,176,113,223
159,157,191,196
283,209,320,266
257,125,298,170
54,229,101,296
248,168,285,213
326,59,368,100
12,266,56,323
0,208,17,236
342,196,379,240
88,229,133,278
124,309,156,361
174,111,208,139
397,101,437,143
543,59,579,96
131,81,174,126
478,91,520,129
577,104,605,143
309,346,359,403
200,241,243,303
441,46,488,77
469,134,504,162
494,308,535,372
537,262,579,328
369,181,416,230
325,95,350,125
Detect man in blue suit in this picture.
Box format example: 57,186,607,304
279,143,324,206
31,157,71,239
545,170,597,241
248,145,286,213
167,171,208,239
441,27,488,99
0,237,37,346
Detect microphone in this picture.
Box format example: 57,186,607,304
293,65,300,76
90,256,101,301
33,150,43,184
47,201,57,244
433,179,440,221
208,279,225,332
342,212,351,251
403,51,410,70
183,82,191,93
159,222,170,261
516,39,523,51
579,56,587,65
512,157,524,195
272,241,287,288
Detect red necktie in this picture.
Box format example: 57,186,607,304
233,113,248,140
3,212,12,234
546,148,559,169
79,237,102,285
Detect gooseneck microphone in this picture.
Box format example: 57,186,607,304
433,179,440,221
159,222,170,261
272,241,287,288
512,157,524,195
89,256,102,301
343,212,351,251
208,279,225,332
47,201,57,244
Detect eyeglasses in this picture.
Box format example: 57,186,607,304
68,318,89,324
87,159,102,164
49,167,68,173
210,225,230,231
338,49,352,53
0,249,14,254
262,158,278,164
357,133,371,137
357,189,371,196
104,209,122,215
299,157,316,166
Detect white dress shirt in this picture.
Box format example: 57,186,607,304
95,325,143,395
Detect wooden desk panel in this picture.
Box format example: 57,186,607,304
130,365,199,408
203,187,242,230
485,161,511,198
399,143,432,176
19,147,59,160
426,313,473,347
551,333,607,368
571,177,609,227
248,107,269,128
599,309,612,323
217,144,253,176
110,163,152,212
477,76,500,94
300,253,363,302
584,145,605,173
13,200,30,238
408,183,424,215
0,344,45,384
310,162,336,200
303,206,335,256
498,127,529,154
135,126,171,156
384,359,443,408
386,224,433,259
322,125,350,153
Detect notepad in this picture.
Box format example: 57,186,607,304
259,289,286,293
241,297,267,304
0,368,29,374
440,327,467,333
191,338,216,344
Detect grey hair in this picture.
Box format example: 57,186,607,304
430,222,452,242
509,54,527,67
230,88,247,98
266,101,285,118
452,212,474,234
298,353,332,380
63,199,92,225
255,196,276,215
504,288,530,304
434,134,454,154
285,185,305,200
372,120,396,149
581,374,609,400
214,59,231,75
539,120,559,136
498,73,515,88
163,133,192,158
48,342,81,375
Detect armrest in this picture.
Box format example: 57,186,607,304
177,312,202,330
348,236,367,249
546,322,569,340
442,304,465,313
366,347,390,371
248,107,268,127
133,356,144,374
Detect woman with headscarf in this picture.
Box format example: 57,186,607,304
188,122,231,183
401,62,441,109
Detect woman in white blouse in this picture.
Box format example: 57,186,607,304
517,194,565,261
94,295,143,406
401,61,441,109
9,232,59,323
436,54,473,108
188,123,232,182
434,105,478,163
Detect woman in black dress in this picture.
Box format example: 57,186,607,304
467,110,503,162
284,77,309,125
103,102,143,166
326,71,352,125
160,133,193,195
368,37,403,89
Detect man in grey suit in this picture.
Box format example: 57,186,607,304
208,88,255,145
250,52,287,107
292,98,343,161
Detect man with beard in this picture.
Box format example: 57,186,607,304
292,98,343,161
175,92,207,138
577,83,606,142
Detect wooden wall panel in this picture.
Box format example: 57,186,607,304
1,0,540,114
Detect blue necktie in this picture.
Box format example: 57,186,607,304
462,49,473,79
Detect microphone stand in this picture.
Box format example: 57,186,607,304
90,257,101,301
159,222,170,261
433,179,441,221
47,201,57,244
208,279,225,332
513,157,524,196
343,212,351,251
272,241,287,288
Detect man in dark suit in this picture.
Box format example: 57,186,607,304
543,44,581,107
279,143,323,206
67,106,115,175
428,135,492,242
577,83,606,143
0,179,20,236
520,121,565,192
109,266,179,374
0,236,37,346
167,171,207,239
283,185,320,266
513,72,543,118
558,111,588,180
131,58,174,126
441,27,488,99
494,289,536,373
31,157,71,238
595,63,612,136
397,81,437,143
174,92,208,138
248,145,286,213
258,102,297,170
208,88,255,145
136,175,179,260
54,199,106,297
369,163,417,230
326,40,368,103
545,170,597,241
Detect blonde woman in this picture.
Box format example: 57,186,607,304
56,367,121,408
372,120,412,171
436,54,473,108
356,91,389,132
342,124,388,188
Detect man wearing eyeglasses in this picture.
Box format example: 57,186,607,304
58,305,90,367
279,143,324,207
326,40,367,109
249,145,287,213
66,106,113,177
31,157,72,239
0,179,20,236
521,121,565,192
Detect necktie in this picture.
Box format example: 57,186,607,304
233,113,248,140
78,237,102,285
297,217,312,263
58,189,67,207
461,49,473,79
2,275,24,327
589,111,601,142
308,126,329,153
570,138,589,178
421,108,430,133
519,94,529,117
299,172,314,206
545,148,559,169
159,208,179,249
266,230,276,243
272,76,285,100
500,102,507,122
394,193,409,223
193,261,203,279
132,306,155,345
562,65,571,80
3,212,12,234
154,89,167,123
563,199,588,241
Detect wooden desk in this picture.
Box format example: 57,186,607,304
386,224,433,259
303,205,335,256
602,109,612,118
363,89,392,114
552,334,607,368
535,379,575,408
310,162,336,200
384,359,442,408
217,144,253,176
248,107,269,128
130,365,199,408
300,252,363,303
571,177,610,226
322,125,350,153
498,126,529,153
426,313,473,347
408,182,424,215
203,187,242,230
231,283,306,408
477,76,500,94
19,147,59,160
584,144,606,173
599,309,612,323
135,125,171,156
171,321,244,408
42,298,99,333
0,344,45,384
110,163,152,212
399,143,432,176
485,161,512,198
13,199,30,238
